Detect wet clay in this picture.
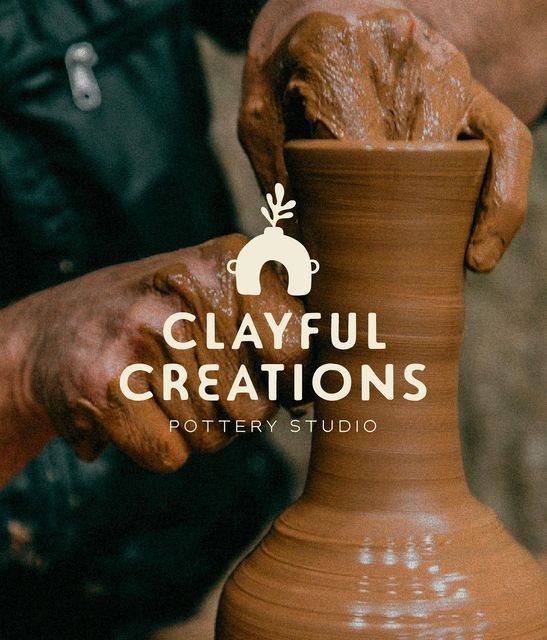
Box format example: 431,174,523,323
239,9,533,272
0,234,306,484
216,141,547,638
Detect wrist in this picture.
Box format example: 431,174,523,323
0,297,55,485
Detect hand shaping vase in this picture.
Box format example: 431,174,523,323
216,140,547,638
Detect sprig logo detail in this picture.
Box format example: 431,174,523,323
227,183,319,295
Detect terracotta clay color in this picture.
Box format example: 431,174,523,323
239,10,532,272
0,233,307,486
215,140,547,638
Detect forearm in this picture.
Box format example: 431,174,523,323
406,0,547,123
0,298,55,486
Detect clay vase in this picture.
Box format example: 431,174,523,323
216,140,547,638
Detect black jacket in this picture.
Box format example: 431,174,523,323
0,0,262,304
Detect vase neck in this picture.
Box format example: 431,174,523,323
285,142,490,514
303,225,470,514
304,292,467,513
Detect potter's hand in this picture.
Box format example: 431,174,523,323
240,2,533,271
0,235,305,484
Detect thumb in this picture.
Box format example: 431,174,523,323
462,83,533,272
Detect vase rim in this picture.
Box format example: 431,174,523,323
285,139,489,154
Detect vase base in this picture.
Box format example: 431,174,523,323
216,498,547,639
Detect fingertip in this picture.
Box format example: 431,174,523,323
129,429,192,474
71,438,109,463
61,399,110,463
465,236,503,272
151,446,191,474
180,420,233,453
223,395,277,428
103,381,193,473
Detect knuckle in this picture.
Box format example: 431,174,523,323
221,233,249,257
152,264,189,295
379,7,416,34
239,97,267,135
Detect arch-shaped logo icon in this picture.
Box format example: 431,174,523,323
227,183,319,296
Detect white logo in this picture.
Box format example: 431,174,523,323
227,183,319,295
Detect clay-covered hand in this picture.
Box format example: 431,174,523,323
240,1,534,271
1,235,305,480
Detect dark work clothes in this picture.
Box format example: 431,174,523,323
0,2,290,638
0,0,265,304
0,437,292,639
